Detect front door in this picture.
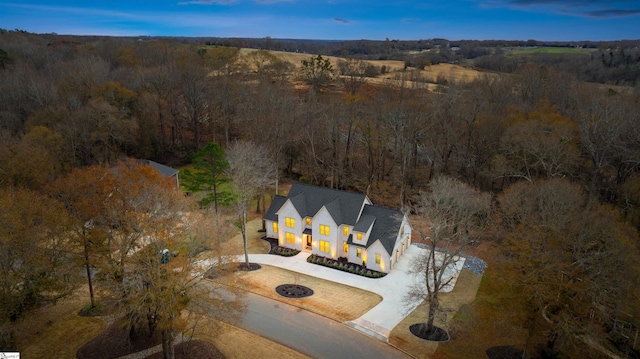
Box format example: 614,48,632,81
306,235,312,250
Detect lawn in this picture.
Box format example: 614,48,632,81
388,268,483,358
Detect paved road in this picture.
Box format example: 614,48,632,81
238,291,411,359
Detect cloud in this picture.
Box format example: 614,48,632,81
333,17,350,24
577,8,640,17
482,0,640,17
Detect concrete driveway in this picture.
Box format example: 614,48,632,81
241,243,464,342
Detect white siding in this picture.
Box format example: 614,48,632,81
348,245,365,266
392,215,412,254
277,200,303,250
365,240,391,273
353,220,375,246
265,219,278,239
339,225,351,258
312,206,338,258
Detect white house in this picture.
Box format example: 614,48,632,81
264,183,412,273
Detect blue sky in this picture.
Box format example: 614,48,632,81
0,0,638,41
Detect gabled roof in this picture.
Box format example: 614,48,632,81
263,183,407,256
360,205,404,255
353,214,375,233
346,234,365,247
285,183,367,225
139,159,178,178
264,195,287,221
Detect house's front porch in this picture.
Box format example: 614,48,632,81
302,232,313,252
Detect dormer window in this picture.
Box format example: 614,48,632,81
357,232,363,241
306,217,312,225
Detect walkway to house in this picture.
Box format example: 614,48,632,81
237,229,465,343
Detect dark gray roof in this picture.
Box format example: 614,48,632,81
264,195,287,221
263,183,406,256
285,183,367,225
346,234,366,247
353,214,375,233
361,205,404,255
139,160,178,178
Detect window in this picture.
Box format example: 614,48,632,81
375,253,381,265
305,217,312,225
286,232,295,244
357,232,363,241
343,241,348,253
401,225,405,235
285,217,295,228
356,248,362,258
319,240,330,253
343,226,349,236
320,224,330,236
272,222,278,233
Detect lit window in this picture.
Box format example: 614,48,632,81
356,248,362,258
343,241,348,253
319,240,330,252
306,217,312,225
286,232,295,244
285,217,295,228
320,224,330,236
357,232,362,241
375,253,381,265
272,222,278,232
343,226,349,236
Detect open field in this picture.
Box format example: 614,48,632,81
238,47,488,88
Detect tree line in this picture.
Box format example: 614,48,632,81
1,30,639,357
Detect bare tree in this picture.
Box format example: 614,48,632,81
48,164,113,309
405,176,491,340
226,141,274,269
492,101,581,183
498,178,640,356
338,58,368,96
0,188,77,348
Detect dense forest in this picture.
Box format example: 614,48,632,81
1,29,640,358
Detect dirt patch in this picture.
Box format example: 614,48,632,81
146,339,224,359
232,264,382,322
409,324,450,342
388,268,482,358
77,321,164,359
276,284,314,298
236,262,262,271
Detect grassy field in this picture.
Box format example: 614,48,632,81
238,47,488,90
